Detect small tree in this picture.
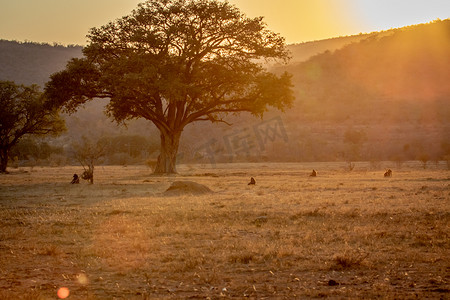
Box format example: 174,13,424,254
45,0,293,174
0,81,65,173
343,128,367,163
417,153,430,169
441,142,450,169
444,154,450,170
71,136,106,184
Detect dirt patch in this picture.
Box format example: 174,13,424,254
164,180,213,196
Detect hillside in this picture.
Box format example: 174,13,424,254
0,33,374,87
1,20,449,164
286,32,376,64
281,20,450,123
272,20,450,162
0,40,82,87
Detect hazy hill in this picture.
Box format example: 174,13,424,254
272,19,450,162
281,19,450,124
286,32,376,64
0,32,375,87
0,40,82,87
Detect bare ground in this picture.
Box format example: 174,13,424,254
0,162,449,299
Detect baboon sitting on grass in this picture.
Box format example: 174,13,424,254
71,174,80,184
248,177,256,185
384,169,392,177
310,169,317,177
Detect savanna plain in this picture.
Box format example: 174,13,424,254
0,162,448,299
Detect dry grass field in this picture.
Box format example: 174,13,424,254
0,162,449,299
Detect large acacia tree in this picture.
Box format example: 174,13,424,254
45,0,293,174
0,81,65,173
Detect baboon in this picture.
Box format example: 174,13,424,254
384,169,392,177
248,177,256,185
71,174,80,184
310,169,317,177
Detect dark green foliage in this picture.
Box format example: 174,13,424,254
10,138,63,161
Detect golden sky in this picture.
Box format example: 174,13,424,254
229,0,360,43
0,0,448,45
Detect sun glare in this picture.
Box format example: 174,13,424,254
345,19,450,102
228,0,364,43
284,0,361,42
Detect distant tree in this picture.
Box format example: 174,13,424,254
417,153,430,169
444,154,450,170
441,142,450,170
45,0,293,174
441,141,450,158
0,81,65,173
10,138,40,161
10,137,64,163
403,143,412,160
344,129,367,146
343,128,367,161
392,155,404,169
100,135,159,159
71,136,106,184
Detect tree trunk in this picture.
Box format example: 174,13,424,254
88,165,94,184
81,165,94,184
0,147,9,173
154,130,181,174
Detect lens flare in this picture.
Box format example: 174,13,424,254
57,287,70,299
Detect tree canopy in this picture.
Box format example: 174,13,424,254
45,0,293,173
0,81,65,172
